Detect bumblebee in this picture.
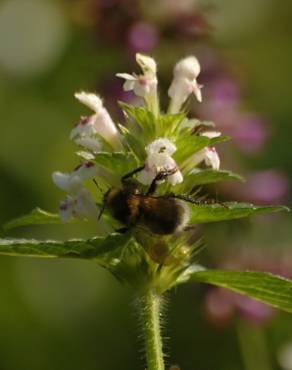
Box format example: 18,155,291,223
100,167,201,235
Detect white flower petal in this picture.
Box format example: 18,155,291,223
192,81,203,103
75,189,99,220
92,109,120,146
73,161,98,181
137,169,156,185
117,55,157,104
75,137,101,152
74,92,103,112
168,55,202,113
123,79,136,92
168,170,184,185
146,138,177,156
133,79,151,97
201,131,221,139
70,116,97,139
59,197,74,222
52,172,74,192
116,73,137,81
168,77,191,100
138,139,182,186
116,73,138,92
53,162,97,196
147,152,177,172
174,56,201,80
205,147,220,170
189,147,220,171
136,53,157,77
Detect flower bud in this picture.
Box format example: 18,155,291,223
168,55,202,114
73,92,122,150
136,53,157,77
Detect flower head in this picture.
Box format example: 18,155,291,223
146,138,177,156
187,131,221,171
138,138,183,186
168,55,203,114
116,53,158,115
52,161,99,221
136,53,157,77
71,92,121,150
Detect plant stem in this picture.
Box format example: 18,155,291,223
139,291,165,370
236,320,272,370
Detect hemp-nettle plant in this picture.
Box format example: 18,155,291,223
1,53,291,370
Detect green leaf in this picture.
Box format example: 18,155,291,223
0,233,130,262
94,152,139,177
189,169,244,185
118,125,146,160
189,269,292,314
189,202,289,224
156,112,185,137
175,169,244,193
3,208,62,231
174,134,229,164
119,103,156,142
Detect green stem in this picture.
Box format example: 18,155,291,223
139,291,165,370
236,320,272,370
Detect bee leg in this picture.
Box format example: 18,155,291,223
147,168,178,195
122,166,145,183
98,188,111,220
170,194,229,208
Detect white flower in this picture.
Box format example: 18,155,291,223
115,73,156,98
186,130,221,171
201,131,221,139
138,138,183,186
189,147,220,171
168,56,203,114
116,53,158,115
203,147,220,170
136,53,157,77
74,136,102,152
174,56,201,80
70,116,97,139
146,138,177,156
52,161,99,221
52,161,97,193
72,92,121,150
59,189,98,223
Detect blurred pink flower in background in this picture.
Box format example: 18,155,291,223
200,69,268,155
204,250,292,327
205,287,274,327
232,114,267,154
127,21,159,52
225,170,290,204
243,170,289,203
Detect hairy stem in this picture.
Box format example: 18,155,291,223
139,291,165,370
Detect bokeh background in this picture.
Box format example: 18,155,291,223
0,0,292,369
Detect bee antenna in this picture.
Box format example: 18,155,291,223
98,188,111,220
